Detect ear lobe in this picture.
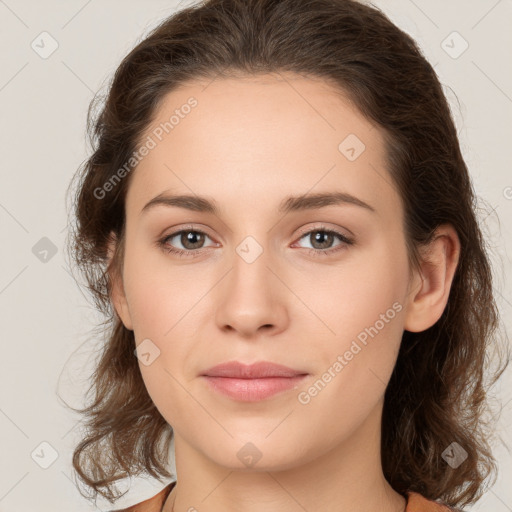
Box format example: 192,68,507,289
106,231,134,331
404,224,461,333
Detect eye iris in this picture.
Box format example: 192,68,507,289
182,231,205,250
311,231,333,249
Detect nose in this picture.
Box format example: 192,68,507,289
214,244,289,339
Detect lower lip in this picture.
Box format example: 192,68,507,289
201,375,308,402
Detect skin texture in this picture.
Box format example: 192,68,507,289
109,73,460,512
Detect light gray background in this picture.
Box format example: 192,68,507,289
0,0,511,511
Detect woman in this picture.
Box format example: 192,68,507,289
66,0,508,510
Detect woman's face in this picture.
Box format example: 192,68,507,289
112,73,417,470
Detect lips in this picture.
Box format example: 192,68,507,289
200,361,308,402
201,361,307,378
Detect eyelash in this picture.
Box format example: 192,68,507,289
157,225,354,259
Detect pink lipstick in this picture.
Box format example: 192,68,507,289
201,361,308,402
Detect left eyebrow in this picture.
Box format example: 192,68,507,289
279,191,376,214
140,190,376,216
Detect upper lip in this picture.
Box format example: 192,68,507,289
201,361,308,378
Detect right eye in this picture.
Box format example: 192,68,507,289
158,228,217,257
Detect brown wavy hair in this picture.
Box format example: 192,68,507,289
63,0,510,508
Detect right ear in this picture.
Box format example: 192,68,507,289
106,231,134,331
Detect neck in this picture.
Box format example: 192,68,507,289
163,401,406,512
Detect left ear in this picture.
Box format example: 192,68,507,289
404,224,461,333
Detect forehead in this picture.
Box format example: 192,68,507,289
126,72,400,221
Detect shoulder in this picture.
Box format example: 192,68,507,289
112,485,468,512
112,482,175,512
406,491,467,512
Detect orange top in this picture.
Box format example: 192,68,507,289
116,482,463,512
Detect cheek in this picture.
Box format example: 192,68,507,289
299,233,408,343
292,273,407,445
122,240,207,339
122,241,212,405
303,235,408,396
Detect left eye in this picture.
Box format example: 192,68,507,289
293,228,354,254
